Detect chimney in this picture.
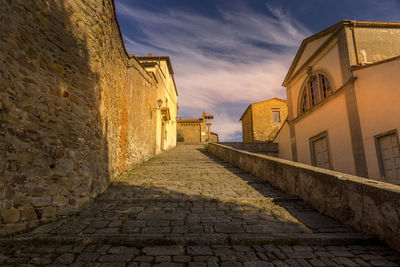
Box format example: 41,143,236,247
148,53,152,57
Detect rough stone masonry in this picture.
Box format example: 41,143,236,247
0,0,161,234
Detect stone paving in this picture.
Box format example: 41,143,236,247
0,144,399,266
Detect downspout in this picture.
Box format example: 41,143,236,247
351,20,360,65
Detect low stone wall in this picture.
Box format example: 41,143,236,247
220,142,278,156
207,143,400,252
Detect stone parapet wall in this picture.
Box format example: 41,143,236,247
207,143,400,252
0,0,158,234
219,142,278,156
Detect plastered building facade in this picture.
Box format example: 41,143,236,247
240,98,288,142
137,55,178,152
177,113,215,143
275,20,400,185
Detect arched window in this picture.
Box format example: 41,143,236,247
300,73,333,113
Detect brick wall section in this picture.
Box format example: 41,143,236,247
208,143,400,252
0,0,157,234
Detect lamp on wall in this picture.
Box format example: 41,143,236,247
151,99,164,110
157,99,163,108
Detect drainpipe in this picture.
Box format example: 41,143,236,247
351,20,360,65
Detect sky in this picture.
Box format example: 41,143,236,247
115,0,400,141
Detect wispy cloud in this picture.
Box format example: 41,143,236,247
116,1,310,141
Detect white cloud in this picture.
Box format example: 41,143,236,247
116,1,310,141
212,112,243,142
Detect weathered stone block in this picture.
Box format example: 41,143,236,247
16,151,34,164
32,187,49,196
41,206,56,218
32,197,52,207
20,207,38,221
0,76,10,88
52,195,68,206
4,222,27,234
53,158,74,176
1,207,21,223
11,175,26,185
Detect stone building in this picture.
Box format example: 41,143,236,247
240,98,288,142
177,113,216,143
210,132,219,142
137,54,178,152
0,0,177,234
275,20,400,185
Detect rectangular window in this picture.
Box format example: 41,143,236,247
272,111,281,122
310,131,331,170
375,130,400,184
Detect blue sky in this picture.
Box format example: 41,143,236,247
115,0,400,141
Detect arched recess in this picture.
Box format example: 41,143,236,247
297,70,335,115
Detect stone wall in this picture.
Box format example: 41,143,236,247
207,143,400,252
210,132,219,142
240,107,253,142
0,0,158,235
220,142,278,157
177,123,201,142
251,99,288,142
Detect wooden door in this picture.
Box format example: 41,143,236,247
377,132,400,183
310,132,331,170
313,137,330,169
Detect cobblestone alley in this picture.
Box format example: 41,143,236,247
0,144,399,266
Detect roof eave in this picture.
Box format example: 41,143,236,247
137,56,178,96
282,20,400,87
239,104,252,121
282,20,349,86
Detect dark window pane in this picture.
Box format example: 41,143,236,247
302,91,308,113
309,77,319,106
320,74,332,99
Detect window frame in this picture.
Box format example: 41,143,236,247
299,72,333,115
374,129,400,178
309,131,333,170
272,110,281,123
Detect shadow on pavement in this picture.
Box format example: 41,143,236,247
196,147,354,234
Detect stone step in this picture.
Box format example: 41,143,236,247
94,197,299,203
0,232,379,247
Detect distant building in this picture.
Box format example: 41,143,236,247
240,98,288,143
137,54,178,152
275,20,400,185
177,113,216,143
210,132,219,142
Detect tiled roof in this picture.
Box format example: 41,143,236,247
177,118,203,123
